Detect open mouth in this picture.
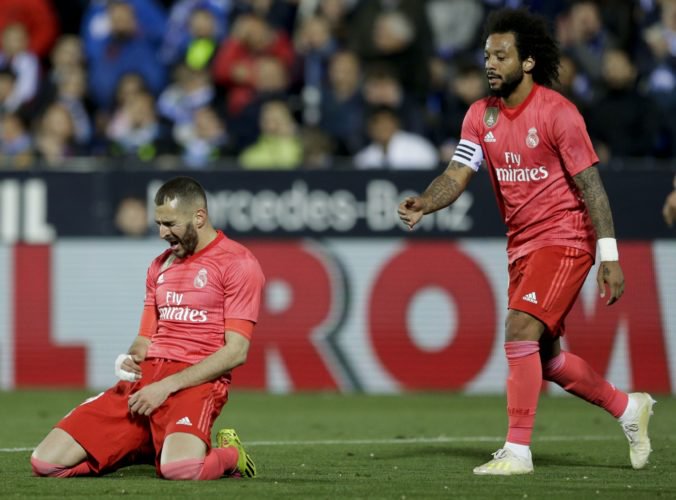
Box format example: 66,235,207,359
167,239,181,251
487,74,500,84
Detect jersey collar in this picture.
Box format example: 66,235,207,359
499,83,539,121
182,230,225,264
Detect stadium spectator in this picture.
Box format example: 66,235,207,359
586,49,662,162
158,65,216,126
229,0,298,35
558,0,619,96
33,102,82,167
0,113,33,169
212,14,294,117
86,1,167,110
294,15,338,125
48,36,86,85
362,66,425,136
0,24,40,112
0,67,20,115
106,91,171,161
228,55,292,151
31,176,262,481
0,0,58,58
349,1,434,101
173,105,229,168
425,0,484,59
160,0,230,67
664,174,676,227
398,8,654,476
82,0,167,62
354,105,438,170
296,0,357,47
114,196,151,237
434,60,487,162
239,100,302,169
319,50,365,155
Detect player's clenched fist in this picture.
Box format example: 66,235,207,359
398,196,426,229
115,354,142,382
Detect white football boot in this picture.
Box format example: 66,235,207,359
473,448,534,475
620,392,656,469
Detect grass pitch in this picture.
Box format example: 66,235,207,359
1,390,674,499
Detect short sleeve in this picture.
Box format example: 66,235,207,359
452,104,485,171
143,264,158,308
552,101,599,176
223,256,265,323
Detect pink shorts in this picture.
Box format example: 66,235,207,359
508,246,593,336
56,358,229,474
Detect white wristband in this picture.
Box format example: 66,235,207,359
598,238,619,261
114,354,140,382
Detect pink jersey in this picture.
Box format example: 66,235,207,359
454,84,598,263
144,231,265,364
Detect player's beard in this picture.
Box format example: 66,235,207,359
175,223,199,257
488,66,524,99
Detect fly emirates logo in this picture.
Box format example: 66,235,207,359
158,291,208,323
495,152,549,183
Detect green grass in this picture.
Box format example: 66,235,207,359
1,391,674,498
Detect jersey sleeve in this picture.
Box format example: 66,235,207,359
451,103,485,172
143,262,158,308
552,101,599,176
223,256,265,323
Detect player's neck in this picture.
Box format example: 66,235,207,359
194,227,218,254
502,79,534,108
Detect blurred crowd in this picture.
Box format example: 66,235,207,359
1,0,676,171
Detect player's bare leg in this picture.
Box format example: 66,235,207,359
31,428,92,477
160,430,254,480
474,310,542,475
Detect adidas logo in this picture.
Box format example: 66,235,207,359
484,131,496,142
158,274,165,284
176,416,193,426
522,292,538,304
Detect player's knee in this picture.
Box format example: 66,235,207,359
160,458,204,480
505,310,543,342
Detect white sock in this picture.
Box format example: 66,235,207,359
504,441,531,460
619,393,638,423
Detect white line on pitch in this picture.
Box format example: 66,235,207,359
0,435,625,453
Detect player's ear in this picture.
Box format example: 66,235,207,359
194,208,207,228
523,56,535,73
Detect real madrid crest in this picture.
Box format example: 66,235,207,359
194,268,208,288
483,107,499,128
526,127,539,148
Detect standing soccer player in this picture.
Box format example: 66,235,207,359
398,9,655,475
31,176,264,480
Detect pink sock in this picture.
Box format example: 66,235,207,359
199,448,239,480
30,457,92,478
160,448,239,481
543,352,628,418
505,341,541,446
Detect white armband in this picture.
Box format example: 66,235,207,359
115,354,139,382
598,238,619,261
451,139,483,172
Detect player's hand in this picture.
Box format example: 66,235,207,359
597,261,624,305
398,196,426,230
663,189,676,227
128,381,171,417
115,354,142,381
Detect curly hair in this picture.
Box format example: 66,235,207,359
484,8,560,87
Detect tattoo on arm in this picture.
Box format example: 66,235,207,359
420,161,472,214
573,166,615,238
